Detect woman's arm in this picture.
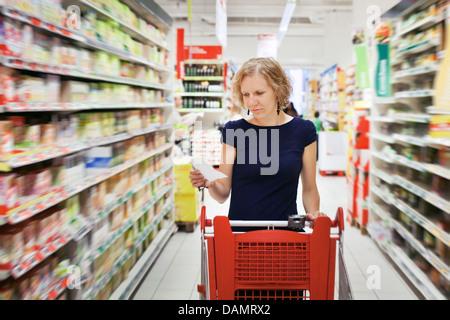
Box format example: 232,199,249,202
300,141,324,227
189,143,235,204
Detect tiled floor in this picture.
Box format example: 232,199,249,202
132,171,419,300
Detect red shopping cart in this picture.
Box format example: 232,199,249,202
197,206,353,300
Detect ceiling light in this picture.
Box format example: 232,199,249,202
278,0,296,47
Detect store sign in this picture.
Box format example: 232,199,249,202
375,43,391,97
216,0,227,48
257,34,278,59
183,46,223,60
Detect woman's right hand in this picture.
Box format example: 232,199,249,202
189,169,211,189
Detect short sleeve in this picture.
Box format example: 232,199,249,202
221,120,236,147
303,119,317,148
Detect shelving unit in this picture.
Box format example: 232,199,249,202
368,0,449,300
0,0,176,300
180,59,226,111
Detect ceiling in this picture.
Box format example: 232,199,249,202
153,0,353,38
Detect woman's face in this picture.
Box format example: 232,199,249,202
241,73,277,120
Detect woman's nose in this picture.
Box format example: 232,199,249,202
247,95,257,106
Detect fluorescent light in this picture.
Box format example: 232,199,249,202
278,0,296,47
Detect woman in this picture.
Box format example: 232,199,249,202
189,57,324,227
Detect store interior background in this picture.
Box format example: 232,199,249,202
156,0,399,116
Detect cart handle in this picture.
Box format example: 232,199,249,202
331,207,344,239
201,206,344,235
200,205,212,234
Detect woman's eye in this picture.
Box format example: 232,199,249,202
256,92,264,95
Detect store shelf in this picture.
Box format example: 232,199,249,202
0,143,174,226
0,5,170,72
0,124,172,172
180,92,224,97
0,102,173,113
109,220,176,300
0,235,71,281
392,133,429,147
88,202,174,299
395,38,440,58
178,108,224,113
370,133,396,144
87,184,173,264
185,59,224,64
394,89,435,99
65,0,169,51
183,76,224,81
393,64,440,79
395,14,443,38
393,175,450,214
368,221,447,300
0,55,171,91
371,150,397,164
371,167,396,185
372,202,449,282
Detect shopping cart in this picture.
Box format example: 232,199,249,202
197,206,353,300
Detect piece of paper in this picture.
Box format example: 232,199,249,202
192,158,227,181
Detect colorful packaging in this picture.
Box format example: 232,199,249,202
0,174,18,215
0,121,13,161
0,224,24,271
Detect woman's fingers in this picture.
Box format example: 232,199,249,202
189,169,207,188
305,211,326,228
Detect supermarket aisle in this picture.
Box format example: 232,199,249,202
133,172,419,300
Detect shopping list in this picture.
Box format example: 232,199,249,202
192,158,227,181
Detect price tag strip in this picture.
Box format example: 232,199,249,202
0,55,171,90
10,236,70,279
89,203,173,299
0,144,173,227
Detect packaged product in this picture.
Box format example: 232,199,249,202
0,173,18,215
65,194,80,225
15,276,31,300
0,121,14,161
0,66,16,104
22,219,38,259
29,268,42,300
0,17,23,58
33,208,58,248
85,146,113,176
0,278,14,300
110,204,125,231
0,224,24,271
40,0,64,26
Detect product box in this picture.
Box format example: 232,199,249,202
85,146,113,176
0,121,14,161
0,174,18,215
429,115,450,138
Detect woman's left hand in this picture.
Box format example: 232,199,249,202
305,211,326,228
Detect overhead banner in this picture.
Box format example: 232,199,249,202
374,43,391,97
352,28,370,89
257,34,277,59
216,0,227,47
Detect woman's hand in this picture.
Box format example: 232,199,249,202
189,169,215,189
305,211,326,228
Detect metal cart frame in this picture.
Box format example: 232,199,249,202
197,206,353,300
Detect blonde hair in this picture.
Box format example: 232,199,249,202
232,57,292,112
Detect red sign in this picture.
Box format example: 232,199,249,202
183,45,223,60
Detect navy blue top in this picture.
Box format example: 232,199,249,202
221,117,317,222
